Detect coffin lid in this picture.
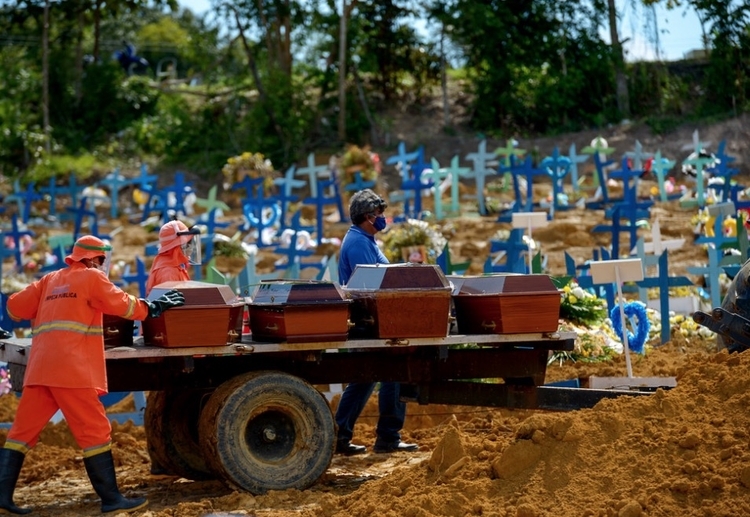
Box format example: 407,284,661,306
448,274,559,295
249,279,348,305
148,280,243,306
344,263,450,291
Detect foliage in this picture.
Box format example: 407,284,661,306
549,324,619,365
381,218,447,264
558,280,608,327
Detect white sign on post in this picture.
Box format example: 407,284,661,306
512,212,549,274
589,259,643,379
586,258,676,390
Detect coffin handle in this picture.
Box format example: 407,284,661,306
152,333,165,343
481,320,496,331
227,330,240,340
265,323,279,331
347,319,356,329
105,327,120,336
361,316,375,325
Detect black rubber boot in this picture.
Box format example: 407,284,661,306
83,450,148,514
0,448,31,515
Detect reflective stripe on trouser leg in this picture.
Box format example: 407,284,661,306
6,386,61,453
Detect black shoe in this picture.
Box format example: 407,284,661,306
373,441,419,453
335,441,367,456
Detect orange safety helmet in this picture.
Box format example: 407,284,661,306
64,235,112,266
158,220,199,253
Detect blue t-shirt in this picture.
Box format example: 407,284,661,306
338,225,389,285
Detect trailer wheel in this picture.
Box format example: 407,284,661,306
717,262,750,352
145,389,214,480
198,371,335,494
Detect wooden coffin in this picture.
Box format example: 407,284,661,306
343,264,452,339
248,280,351,343
102,314,135,347
142,281,245,348
451,274,561,334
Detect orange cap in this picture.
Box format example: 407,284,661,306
64,235,112,265
158,220,195,253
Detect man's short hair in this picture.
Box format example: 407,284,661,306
349,189,387,225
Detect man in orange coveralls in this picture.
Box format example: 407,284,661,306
0,235,185,515
145,219,201,295
143,219,200,475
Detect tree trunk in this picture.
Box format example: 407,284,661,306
338,0,347,142
93,0,101,61
232,8,286,147
607,0,630,118
42,0,50,152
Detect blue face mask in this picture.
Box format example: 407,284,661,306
372,215,387,231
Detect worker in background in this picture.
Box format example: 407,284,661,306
144,219,200,476
0,235,185,515
335,189,419,455
145,219,201,294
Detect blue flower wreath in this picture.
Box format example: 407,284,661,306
610,301,650,354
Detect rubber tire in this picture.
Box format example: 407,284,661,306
144,389,214,480
717,260,750,352
198,371,335,494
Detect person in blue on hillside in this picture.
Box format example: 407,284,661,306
335,189,419,455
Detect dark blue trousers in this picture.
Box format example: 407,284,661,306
334,381,406,445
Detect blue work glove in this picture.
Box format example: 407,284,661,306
0,327,11,340
143,289,186,318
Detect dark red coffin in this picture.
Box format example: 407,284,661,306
450,274,561,334
248,280,351,343
142,281,245,348
343,264,452,339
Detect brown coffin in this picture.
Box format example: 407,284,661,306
142,281,245,347
450,274,561,334
248,280,351,343
102,314,134,347
343,264,452,339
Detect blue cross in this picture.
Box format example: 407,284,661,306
540,147,572,216
68,197,110,241
504,155,547,215
5,180,41,224
343,171,376,193
687,246,725,309
585,152,617,208
121,256,149,298
302,177,343,242
650,151,677,203
197,208,232,265
134,163,158,191
566,144,589,193
2,214,34,269
483,228,527,274
296,153,330,199
273,226,315,273
39,178,62,218
385,141,420,170
465,140,497,215
592,205,642,260
707,140,739,203
637,251,695,344
57,175,86,221
98,169,135,220
242,201,281,248
400,146,432,218
271,165,305,230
